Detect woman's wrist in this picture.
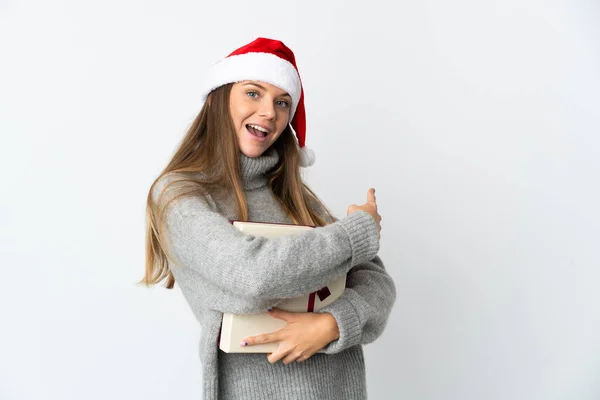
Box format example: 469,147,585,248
320,312,340,341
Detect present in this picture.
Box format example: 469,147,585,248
219,220,346,353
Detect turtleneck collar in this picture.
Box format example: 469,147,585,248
239,147,280,190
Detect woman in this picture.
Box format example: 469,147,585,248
142,37,396,399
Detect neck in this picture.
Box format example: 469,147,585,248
239,147,280,190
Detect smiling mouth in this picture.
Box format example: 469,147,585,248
246,124,270,138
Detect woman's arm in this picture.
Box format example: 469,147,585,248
316,255,396,353
305,197,395,352
241,255,396,361
155,179,380,314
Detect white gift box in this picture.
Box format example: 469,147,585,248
218,221,346,353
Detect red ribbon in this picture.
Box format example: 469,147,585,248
307,286,332,312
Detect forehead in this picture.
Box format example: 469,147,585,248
237,80,290,97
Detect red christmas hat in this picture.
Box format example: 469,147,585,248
200,37,315,167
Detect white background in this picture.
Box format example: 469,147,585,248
1,0,599,399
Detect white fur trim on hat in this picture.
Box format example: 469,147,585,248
201,52,302,119
299,146,316,167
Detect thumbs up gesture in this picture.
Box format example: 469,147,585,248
347,188,382,239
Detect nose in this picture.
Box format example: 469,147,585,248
257,98,276,120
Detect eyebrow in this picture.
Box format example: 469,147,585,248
242,82,292,99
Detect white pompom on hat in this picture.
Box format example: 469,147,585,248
200,37,315,167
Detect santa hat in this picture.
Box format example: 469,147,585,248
200,37,316,167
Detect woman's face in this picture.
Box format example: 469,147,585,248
229,80,292,158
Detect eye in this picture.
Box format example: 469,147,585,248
246,91,259,99
276,100,290,108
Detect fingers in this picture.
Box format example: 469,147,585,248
282,351,307,364
269,348,311,364
241,308,293,348
347,204,358,216
241,331,279,347
267,347,289,363
267,307,293,322
367,188,376,204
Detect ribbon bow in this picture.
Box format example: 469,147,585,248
307,286,332,312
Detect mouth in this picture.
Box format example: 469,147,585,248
246,124,271,140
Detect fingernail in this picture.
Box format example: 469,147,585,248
240,341,248,347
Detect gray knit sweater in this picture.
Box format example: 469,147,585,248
154,147,396,399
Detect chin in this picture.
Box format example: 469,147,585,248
240,147,266,158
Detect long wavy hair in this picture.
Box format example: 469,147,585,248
141,83,334,289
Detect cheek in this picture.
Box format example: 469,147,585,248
231,109,248,130
229,96,250,127
276,110,290,132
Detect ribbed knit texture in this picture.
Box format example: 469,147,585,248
154,147,396,399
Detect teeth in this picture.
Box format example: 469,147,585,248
248,124,269,133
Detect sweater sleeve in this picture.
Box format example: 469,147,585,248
156,182,380,314
316,255,396,353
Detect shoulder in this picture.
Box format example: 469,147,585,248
151,171,217,210
151,172,186,204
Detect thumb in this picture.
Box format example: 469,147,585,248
367,188,376,204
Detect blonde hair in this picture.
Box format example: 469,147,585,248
141,83,334,289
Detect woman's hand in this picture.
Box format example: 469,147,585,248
347,188,382,238
241,308,340,364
